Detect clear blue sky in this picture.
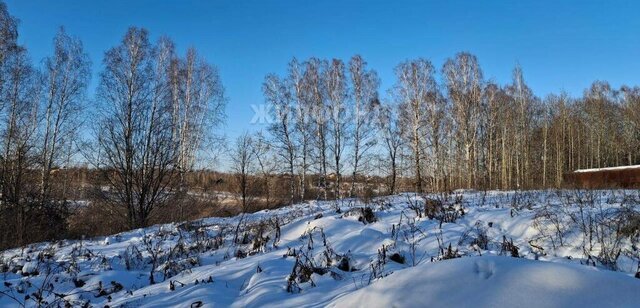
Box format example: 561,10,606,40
5,0,640,141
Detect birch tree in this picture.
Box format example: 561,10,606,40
377,103,404,194
168,46,225,220
305,58,328,199
231,133,255,212
442,52,484,188
263,73,297,203
95,27,177,229
0,1,18,104
289,58,311,200
393,59,437,193
172,47,225,186
252,132,278,207
325,59,348,198
0,47,41,246
620,86,640,165
230,132,255,244
348,55,379,196
40,28,90,205
483,82,499,189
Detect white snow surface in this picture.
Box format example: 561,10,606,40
0,190,639,307
332,256,640,308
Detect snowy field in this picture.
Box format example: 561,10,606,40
1,190,640,307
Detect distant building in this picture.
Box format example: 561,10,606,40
563,165,640,189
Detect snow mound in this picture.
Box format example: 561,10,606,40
332,256,640,308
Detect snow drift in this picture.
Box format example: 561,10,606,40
1,190,639,307
332,256,640,308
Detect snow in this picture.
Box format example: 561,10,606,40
331,256,640,308
19,261,38,276
0,190,639,307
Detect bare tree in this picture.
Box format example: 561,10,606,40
0,44,41,246
483,82,508,189
620,86,640,165
40,28,90,205
252,132,278,207
231,133,255,211
289,58,311,200
94,27,177,229
548,92,572,187
348,55,379,197
263,74,297,203
393,59,437,193
0,1,19,103
305,58,329,199
168,45,225,220
581,81,620,169
442,52,484,188
377,103,404,194
325,59,349,199
0,4,87,248
423,80,448,191
505,65,538,188
172,47,225,187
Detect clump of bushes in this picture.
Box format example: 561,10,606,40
358,207,377,224
342,207,377,224
500,236,520,258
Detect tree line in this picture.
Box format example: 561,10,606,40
254,53,640,203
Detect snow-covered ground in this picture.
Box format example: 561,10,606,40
1,190,639,307
333,256,640,307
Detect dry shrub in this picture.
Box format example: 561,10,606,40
67,200,127,239
358,207,377,224
424,198,443,219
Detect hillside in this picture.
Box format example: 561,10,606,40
1,190,639,307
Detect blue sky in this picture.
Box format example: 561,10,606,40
5,0,640,142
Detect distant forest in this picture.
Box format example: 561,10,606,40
1,1,639,248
